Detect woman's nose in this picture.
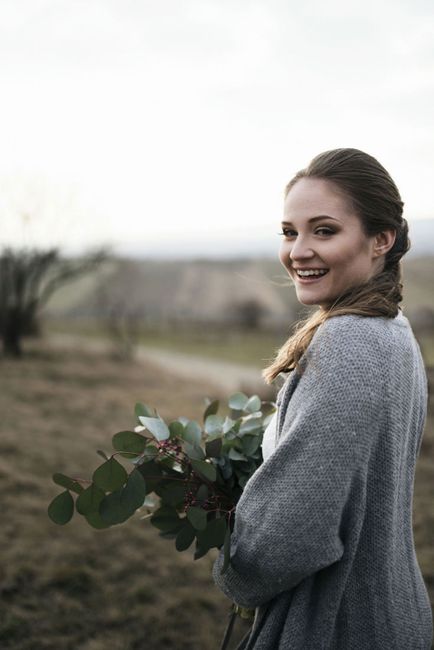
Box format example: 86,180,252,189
289,236,315,261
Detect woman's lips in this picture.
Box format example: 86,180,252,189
292,269,329,283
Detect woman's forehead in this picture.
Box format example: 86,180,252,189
284,178,355,220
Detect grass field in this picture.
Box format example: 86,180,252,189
0,340,433,649
0,344,253,650
46,318,434,368
45,319,289,368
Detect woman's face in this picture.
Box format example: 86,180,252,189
279,177,384,309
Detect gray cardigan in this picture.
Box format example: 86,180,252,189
213,312,432,649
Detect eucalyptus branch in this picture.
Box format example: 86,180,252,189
48,391,275,610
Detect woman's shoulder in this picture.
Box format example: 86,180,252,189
307,311,414,368
315,311,409,345
319,310,404,333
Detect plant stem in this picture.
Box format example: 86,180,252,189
219,605,237,650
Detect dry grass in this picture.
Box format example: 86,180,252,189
0,342,432,649
0,343,252,649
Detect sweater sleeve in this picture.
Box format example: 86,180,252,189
212,316,386,608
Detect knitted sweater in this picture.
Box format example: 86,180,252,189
213,312,432,649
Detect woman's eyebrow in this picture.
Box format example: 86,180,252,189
281,215,341,225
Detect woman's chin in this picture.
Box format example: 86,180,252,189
295,289,324,307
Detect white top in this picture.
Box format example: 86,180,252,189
261,411,278,462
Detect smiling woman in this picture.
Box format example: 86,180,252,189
212,148,432,649
279,178,396,308
263,148,411,377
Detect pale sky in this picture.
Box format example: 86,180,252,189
0,0,433,257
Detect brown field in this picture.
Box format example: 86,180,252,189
0,341,432,649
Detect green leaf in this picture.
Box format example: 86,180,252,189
135,402,156,418
85,510,111,529
196,484,209,502
169,421,184,439
112,431,147,456
139,416,170,441
191,459,217,482
186,506,207,531
99,468,147,526
158,454,177,471
48,490,74,525
193,542,209,560
99,489,130,525
228,448,248,461
221,523,232,574
204,414,224,436
141,445,158,462
159,481,187,507
239,417,263,435
205,437,222,459
151,505,181,532
217,455,233,480
175,520,196,551
184,442,206,461
241,435,261,456
183,420,202,445
222,416,236,434
244,395,261,413
93,458,128,492
142,494,158,509
52,473,84,495
137,460,162,493
196,517,227,554
76,483,105,515
238,473,250,489
228,392,249,411
121,469,146,511
203,399,219,421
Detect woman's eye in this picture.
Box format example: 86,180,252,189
278,228,297,238
315,227,335,236
278,227,335,238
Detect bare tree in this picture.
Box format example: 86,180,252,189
0,247,107,357
94,259,147,361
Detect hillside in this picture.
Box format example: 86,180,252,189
0,343,253,649
46,255,434,329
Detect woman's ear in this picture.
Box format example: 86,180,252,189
373,230,396,258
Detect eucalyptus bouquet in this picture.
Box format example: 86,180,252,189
48,392,275,576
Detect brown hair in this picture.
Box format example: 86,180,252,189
262,148,410,384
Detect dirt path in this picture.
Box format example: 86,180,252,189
48,333,269,394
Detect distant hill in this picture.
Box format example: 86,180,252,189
46,257,303,327
46,255,434,329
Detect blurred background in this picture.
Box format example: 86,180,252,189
1,1,433,648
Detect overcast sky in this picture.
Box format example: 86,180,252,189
0,0,433,257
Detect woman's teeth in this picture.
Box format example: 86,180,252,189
295,269,329,277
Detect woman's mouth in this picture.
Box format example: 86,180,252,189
294,269,328,278
293,268,329,282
